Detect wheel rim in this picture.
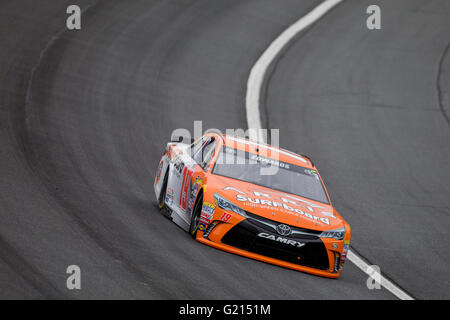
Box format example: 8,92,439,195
193,210,200,230
191,197,202,235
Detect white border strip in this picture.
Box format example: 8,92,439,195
244,0,414,300
246,0,344,142
348,251,413,300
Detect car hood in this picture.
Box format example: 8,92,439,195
208,174,344,231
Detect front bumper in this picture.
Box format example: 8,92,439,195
196,210,348,278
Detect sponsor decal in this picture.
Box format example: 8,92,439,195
256,190,325,209
200,202,216,223
173,158,185,176
199,217,210,225
194,176,203,185
202,202,216,214
257,233,305,248
220,146,313,172
200,215,212,224
180,167,193,211
198,222,207,232
340,243,350,270
304,169,320,180
235,194,330,225
253,191,271,198
187,180,200,213
192,182,200,195
187,199,194,213
165,187,174,205
249,154,290,169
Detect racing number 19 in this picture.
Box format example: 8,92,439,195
180,167,193,211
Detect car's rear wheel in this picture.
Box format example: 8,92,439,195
158,171,168,210
189,193,203,238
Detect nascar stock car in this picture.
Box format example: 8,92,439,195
153,133,351,278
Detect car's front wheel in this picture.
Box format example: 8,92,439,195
189,193,203,238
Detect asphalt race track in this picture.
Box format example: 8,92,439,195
0,0,449,299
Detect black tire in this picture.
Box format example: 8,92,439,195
189,193,203,238
157,171,168,210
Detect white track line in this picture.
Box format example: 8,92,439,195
246,0,344,142
245,0,414,300
348,251,413,300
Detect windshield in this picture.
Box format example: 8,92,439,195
212,146,330,204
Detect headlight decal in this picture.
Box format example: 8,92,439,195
214,193,248,217
319,227,345,240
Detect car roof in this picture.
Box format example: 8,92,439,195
218,134,314,168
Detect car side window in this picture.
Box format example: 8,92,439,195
192,137,216,168
201,138,217,168
190,137,204,159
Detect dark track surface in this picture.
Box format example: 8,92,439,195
265,0,450,300
0,0,447,299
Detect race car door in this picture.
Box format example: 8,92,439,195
166,135,216,220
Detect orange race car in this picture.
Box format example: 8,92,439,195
154,133,351,278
